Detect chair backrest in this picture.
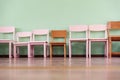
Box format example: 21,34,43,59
16,32,32,42
51,30,67,42
69,25,88,39
89,25,107,39
107,21,120,36
32,29,49,42
108,21,120,29
0,27,15,40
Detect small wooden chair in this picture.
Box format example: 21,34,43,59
50,30,67,58
108,21,120,58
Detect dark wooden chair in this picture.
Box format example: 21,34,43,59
50,30,67,58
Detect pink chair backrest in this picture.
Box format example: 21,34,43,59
89,25,107,31
16,32,32,42
32,29,49,42
0,27,15,33
69,25,88,38
69,25,88,31
32,29,49,35
89,25,107,38
0,27,15,40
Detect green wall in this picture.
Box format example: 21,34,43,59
0,0,120,55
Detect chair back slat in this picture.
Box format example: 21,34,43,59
108,21,120,29
0,27,15,33
51,30,67,42
0,27,15,40
89,25,107,39
16,32,32,42
69,25,88,39
33,29,49,35
51,30,67,38
89,25,107,31
32,29,49,42
69,25,88,31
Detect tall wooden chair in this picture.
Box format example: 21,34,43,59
108,21,120,58
50,30,67,58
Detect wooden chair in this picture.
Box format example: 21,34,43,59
108,21,120,58
50,30,67,58
30,29,49,58
69,25,89,58
0,27,15,58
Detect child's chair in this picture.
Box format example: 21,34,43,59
13,32,32,58
50,30,67,58
30,29,49,58
108,21,120,58
69,25,89,58
88,25,108,58
0,27,15,58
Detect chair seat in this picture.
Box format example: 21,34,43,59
89,38,107,41
0,39,13,43
50,42,66,45
109,36,120,41
14,42,29,46
69,38,88,41
30,41,48,45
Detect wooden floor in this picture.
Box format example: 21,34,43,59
0,57,120,80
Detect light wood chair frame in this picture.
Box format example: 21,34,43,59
50,30,67,58
108,21,120,58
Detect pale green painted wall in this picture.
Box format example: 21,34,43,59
0,0,120,55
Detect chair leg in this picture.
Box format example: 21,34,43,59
16,46,20,57
9,42,12,58
69,41,71,58
30,45,34,57
50,44,52,58
64,44,66,58
46,44,49,57
108,38,111,58
44,43,46,58
110,40,112,58
104,41,108,58
106,41,109,58
14,45,17,58
89,41,91,58
104,41,107,57
86,40,89,58
28,44,31,58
